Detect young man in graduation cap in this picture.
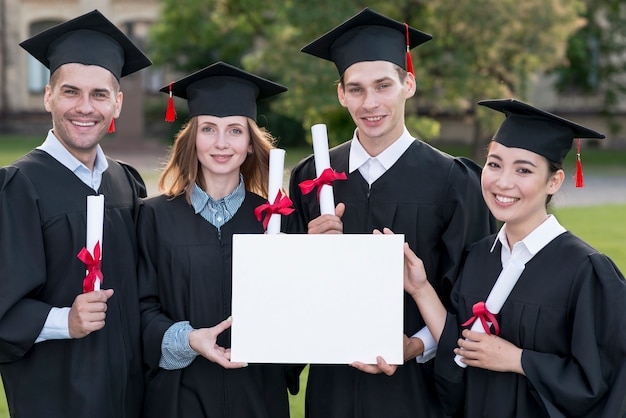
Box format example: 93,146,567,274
288,7,496,418
0,10,151,418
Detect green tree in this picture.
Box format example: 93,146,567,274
553,0,626,135
150,0,585,154
399,0,584,158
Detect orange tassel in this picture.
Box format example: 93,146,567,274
165,82,176,122
575,138,584,188
108,118,115,133
404,23,414,76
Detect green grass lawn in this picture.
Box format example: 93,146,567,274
0,136,624,417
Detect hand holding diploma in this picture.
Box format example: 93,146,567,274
455,259,525,368
453,328,525,374
68,288,115,338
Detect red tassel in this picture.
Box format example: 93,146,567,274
575,138,584,188
404,23,414,76
108,118,115,134
165,82,176,122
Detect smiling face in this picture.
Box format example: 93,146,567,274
337,60,415,155
44,63,122,167
195,114,252,193
482,141,564,240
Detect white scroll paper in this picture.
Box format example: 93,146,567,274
311,124,336,215
267,148,286,234
86,195,104,291
454,258,525,368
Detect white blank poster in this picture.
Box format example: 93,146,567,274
230,234,404,365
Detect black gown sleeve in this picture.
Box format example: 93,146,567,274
437,157,496,305
0,167,53,362
522,253,626,417
137,201,176,375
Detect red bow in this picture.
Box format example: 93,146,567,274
77,241,104,293
461,301,500,335
254,190,295,230
298,167,347,199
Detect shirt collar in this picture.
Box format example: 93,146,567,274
37,130,108,187
348,127,414,173
191,175,245,215
37,129,109,190
490,215,567,260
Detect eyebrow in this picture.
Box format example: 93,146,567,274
345,76,394,88
487,153,538,167
59,84,112,94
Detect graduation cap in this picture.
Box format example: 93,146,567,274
160,61,287,122
301,7,432,75
479,98,605,187
19,9,152,81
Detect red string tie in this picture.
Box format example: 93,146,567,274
254,190,295,230
77,241,104,293
298,167,347,199
461,301,500,335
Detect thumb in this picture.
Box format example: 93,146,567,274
213,316,234,335
102,288,115,300
335,202,346,218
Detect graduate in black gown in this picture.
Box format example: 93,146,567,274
139,62,293,418
288,8,496,418
402,99,626,417
0,10,151,418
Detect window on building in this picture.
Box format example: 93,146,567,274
27,20,61,93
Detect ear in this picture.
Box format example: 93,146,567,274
114,91,124,118
405,71,416,99
547,169,565,195
44,85,52,112
337,83,347,107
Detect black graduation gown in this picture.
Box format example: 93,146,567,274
288,140,496,418
138,192,291,418
0,149,145,418
435,232,626,418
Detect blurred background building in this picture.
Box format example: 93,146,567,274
1,0,625,149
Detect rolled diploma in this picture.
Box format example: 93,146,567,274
311,124,335,215
86,195,105,291
454,258,525,368
267,148,286,234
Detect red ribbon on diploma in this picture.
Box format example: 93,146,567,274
254,190,295,230
298,167,347,199
461,301,500,336
77,241,104,293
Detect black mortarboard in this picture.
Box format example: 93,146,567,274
20,9,152,81
479,99,605,164
301,7,432,75
160,61,287,121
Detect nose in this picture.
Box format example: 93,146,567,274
215,132,229,149
495,169,514,189
362,89,379,110
74,95,94,114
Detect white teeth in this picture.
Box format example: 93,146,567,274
496,195,518,203
365,116,382,122
73,121,95,127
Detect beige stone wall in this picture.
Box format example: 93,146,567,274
2,0,159,114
